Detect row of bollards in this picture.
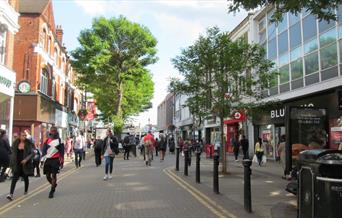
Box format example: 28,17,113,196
175,148,253,213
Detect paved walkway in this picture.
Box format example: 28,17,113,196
0,151,297,218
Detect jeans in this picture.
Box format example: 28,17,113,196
104,156,114,174
74,149,83,167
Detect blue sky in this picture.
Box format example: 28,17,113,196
52,0,247,126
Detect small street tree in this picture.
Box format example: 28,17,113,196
171,27,276,174
227,0,341,22
71,16,157,133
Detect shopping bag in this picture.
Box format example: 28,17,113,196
252,154,258,163
262,155,267,165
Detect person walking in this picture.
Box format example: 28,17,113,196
6,131,34,201
155,138,159,157
277,135,288,179
101,130,118,180
65,136,73,160
232,134,240,161
74,131,85,168
94,136,103,167
240,135,249,159
255,137,264,166
159,133,167,161
41,127,64,199
143,131,156,166
32,143,41,177
0,129,11,182
168,136,175,154
123,134,131,160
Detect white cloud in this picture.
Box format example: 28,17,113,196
74,0,107,15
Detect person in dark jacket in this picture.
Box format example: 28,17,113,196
101,130,118,180
240,135,249,159
6,131,34,201
123,134,130,160
94,136,103,167
41,127,64,199
0,129,11,182
232,134,240,161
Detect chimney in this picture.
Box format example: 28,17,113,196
56,25,63,44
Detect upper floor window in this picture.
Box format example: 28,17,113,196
47,37,51,55
0,29,7,65
51,77,56,99
40,69,48,95
41,29,47,49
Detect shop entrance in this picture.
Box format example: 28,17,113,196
226,124,238,153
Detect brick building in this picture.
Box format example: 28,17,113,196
12,0,81,145
0,0,20,145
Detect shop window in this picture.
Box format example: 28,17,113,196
279,52,289,66
289,12,300,26
303,14,317,42
40,69,48,95
290,22,302,49
279,64,289,84
0,30,7,65
291,58,303,80
278,30,288,54
304,38,318,54
320,42,337,70
290,46,302,61
319,27,336,48
277,14,288,33
268,38,277,59
304,52,319,75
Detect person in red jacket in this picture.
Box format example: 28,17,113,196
143,131,156,166
41,127,64,199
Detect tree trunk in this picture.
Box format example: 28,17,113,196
220,116,227,174
115,82,123,117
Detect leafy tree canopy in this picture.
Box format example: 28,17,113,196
228,0,341,22
71,16,157,133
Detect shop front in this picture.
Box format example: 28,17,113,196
224,111,246,153
252,88,342,160
0,67,15,144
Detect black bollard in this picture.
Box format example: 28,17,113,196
184,149,189,176
196,150,200,183
176,147,180,171
213,152,219,194
243,159,252,213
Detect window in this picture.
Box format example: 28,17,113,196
291,58,303,80
279,64,289,84
304,52,319,75
339,40,342,63
290,46,302,61
320,27,336,48
51,78,55,99
289,12,300,26
40,69,48,95
320,42,337,69
278,30,288,54
290,23,302,49
303,14,317,42
339,25,342,38
277,14,288,33
259,17,266,43
268,38,277,59
268,22,276,40
279,53,289,66
319,19,335,34
41,30,46,49
47,37,51,54
0,30,7,65
302,7,311,17
304,38,318,54
259,18,266,31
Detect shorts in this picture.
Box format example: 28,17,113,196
43,158,60,174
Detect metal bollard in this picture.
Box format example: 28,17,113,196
196,150,200,183
243,159,252,213
176,147,180,171
213,152,219,194
184,149,189,176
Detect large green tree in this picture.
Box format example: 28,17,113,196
171,27,276,173
228,0,341,22
71,16,157,132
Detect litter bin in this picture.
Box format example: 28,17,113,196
298,149,342,218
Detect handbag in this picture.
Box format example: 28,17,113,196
252,154,258,163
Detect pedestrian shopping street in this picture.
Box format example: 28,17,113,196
0,153,296,218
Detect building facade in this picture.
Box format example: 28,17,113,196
0,0,19,145
157,92,174,133
173,93,193,140
12,0,79,145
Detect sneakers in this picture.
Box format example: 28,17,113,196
108,174,113,179
103,174,108,180
6,194,13,201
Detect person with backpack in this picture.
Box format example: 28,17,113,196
101,130,118,180
94,136,103,167
123,134,131,160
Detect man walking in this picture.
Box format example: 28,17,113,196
143,131,155,166
123,134,130,160
74,131,85,168
232,134,240,161
94,136,103,167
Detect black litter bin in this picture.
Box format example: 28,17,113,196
298,149,342,218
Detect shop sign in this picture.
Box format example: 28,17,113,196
0,75,11,88
224,111,246,124
17,80,31,93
